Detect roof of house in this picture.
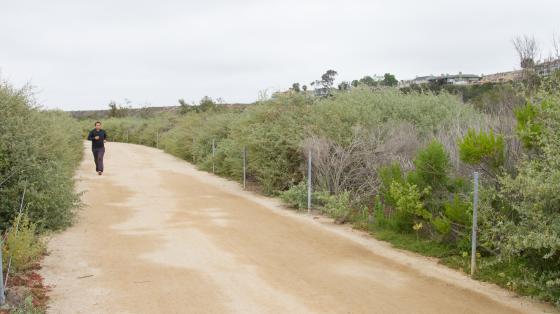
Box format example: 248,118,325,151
444,74,481,79
410,73,481,82
413,75,436,81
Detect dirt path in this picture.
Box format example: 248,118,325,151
41,142,555,314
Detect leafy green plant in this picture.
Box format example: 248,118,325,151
514,101,546,150
12,295,43,314
412,222,424,241
2,213,45,273
443,194,471,226
477,89,560,305
378,163,404,206
279,181,308,209
318,191,353,220
432,216,451,235
1,82,82,231
388,181,432,231
411,140,449,189
458,129,505,171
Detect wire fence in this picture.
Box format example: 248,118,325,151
471,172,479,276
205,139,481,274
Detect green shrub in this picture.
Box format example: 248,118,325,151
378,163,404,206
514,102,542,150
2,213,45,273
388,181,431,231
373,196,390,228
1,82,82,231
458,129,505,170
443,194,471,226
432,216,452,235
318,191,353,220
479,90,560,305
411,140,449,189
279,182,308,209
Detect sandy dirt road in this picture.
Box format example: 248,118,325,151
41,142,555,314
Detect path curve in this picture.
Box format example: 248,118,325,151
41,142,556,314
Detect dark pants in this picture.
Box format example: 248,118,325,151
92,147,105,172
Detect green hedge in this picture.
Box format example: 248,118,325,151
0,82,82,231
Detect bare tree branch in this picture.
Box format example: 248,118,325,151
512,35,540,69
303,123,421,201
553,32,560,60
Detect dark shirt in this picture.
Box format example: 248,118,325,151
88,129,108,149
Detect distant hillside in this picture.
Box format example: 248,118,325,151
68,105,179,120
68,103,251,120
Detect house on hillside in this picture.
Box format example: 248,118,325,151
414,75,437,85
399,75,435,87
400,73,480,87
480,58,559,83
479,70,523,84
535,58,560,76
440,73,481,85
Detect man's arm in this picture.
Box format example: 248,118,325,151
87,130,94,141
104,131,108,142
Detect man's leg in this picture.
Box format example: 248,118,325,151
97,147,105,173
92,149,99,172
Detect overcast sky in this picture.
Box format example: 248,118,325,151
1,0,559,110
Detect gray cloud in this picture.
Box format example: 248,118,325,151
1,0,558,110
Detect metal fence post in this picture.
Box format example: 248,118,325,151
212,139,216,174
192,138,195,163
471,171,479,276
243,146,247,190
307,150,312,214
0,240,5,305
4,186,26,289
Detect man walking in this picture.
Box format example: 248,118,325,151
87,121,108,175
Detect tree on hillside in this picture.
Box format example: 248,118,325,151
359,75,377,86
512,35,541,91
351,80,359,87
108,101,118,117
311,70,338,97
338,81,350,91
381,73,398,87
108,101,129,118
302,85,308,92
552,32,560,59
322,70,338,88
178,98,192,114
178,96,217,113
512,35,540,69
199,96,217,112
291,83,301,92
311,69,338,89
